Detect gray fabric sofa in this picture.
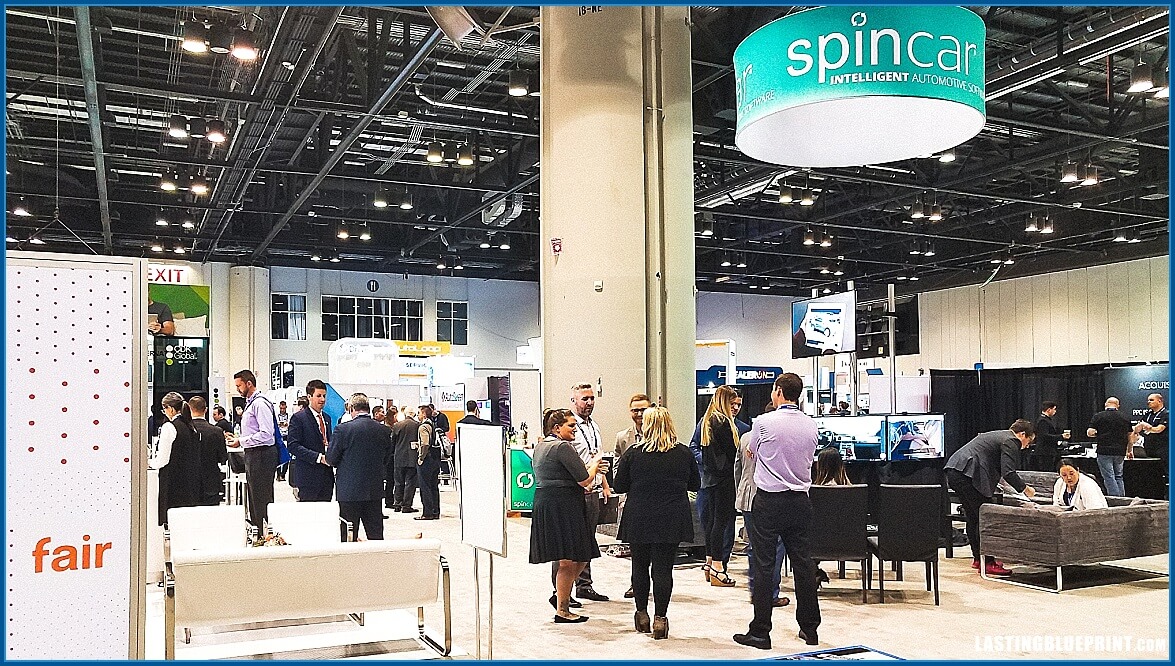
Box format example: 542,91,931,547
978,497,1169,592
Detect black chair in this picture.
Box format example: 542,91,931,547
868,484,942,605
809,484,871,603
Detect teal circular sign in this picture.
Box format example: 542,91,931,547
734,6,986,167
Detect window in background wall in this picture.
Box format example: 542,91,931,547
271,293,307,340
437,301,468,345
321,296,423,342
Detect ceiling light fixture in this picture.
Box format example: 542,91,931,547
910,275,920,281
173,245,185,255
160,173,178,192
426,141,444,163
454,255,464,270
181,22,208,53
802,228,815,246
910,193,925,219
205,119,227,144
1060,160,1079,183
230,28,259,61
436,257,448,269
799,188,815,206
1112,229,1127,242
1128,61,1154,93
822,287,832,294
442,143,459,163
457,143,474,166
699,213,715,237
1025,215,1039,233
939,149,956,163
155,216,169,226
1128,231,1142,244
208,23,232,54
479,238,491,249
1039,217,1054,234
929,203,943,222
336,223,350,240
820,266,832,274
399,190,414,210
150,240,164,252
168,115,188,139
181,219,195,230
358,223,371,241
735,254,747,269
189,176,210,195
310,253,322,261
12,197,31,217
819,231,832,248
719,253,732,268
508,69,529,97
1003,254,1015,265
372,188,389,209
187,117,207,139
923,244,936,257
329,255,340,263
499,235,511,250
1080,164,1098,187
833,264,845,276
778,185,793,204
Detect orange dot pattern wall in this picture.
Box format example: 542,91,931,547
6,262,135,658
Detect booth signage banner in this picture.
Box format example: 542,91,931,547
436,385,467,412
395,340,452,357
696,364,785,386
509,448,536,511
1104,364,1170,419
734,6,986,166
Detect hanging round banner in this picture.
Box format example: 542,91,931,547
734,6,986,167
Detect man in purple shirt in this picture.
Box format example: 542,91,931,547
226,369,278,530
734,373,821,650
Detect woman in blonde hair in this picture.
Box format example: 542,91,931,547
613,407,699,639
699,385,741,586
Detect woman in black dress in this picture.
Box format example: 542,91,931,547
155,392,202,526
699,385,740,587
529,408,608,623
614,407,699,640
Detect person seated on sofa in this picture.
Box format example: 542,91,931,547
1053,458,1108,511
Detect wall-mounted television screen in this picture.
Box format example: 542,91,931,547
791,290,857,358
814,415,886,461
886,414,946,460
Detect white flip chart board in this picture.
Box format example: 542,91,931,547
456,424,508,556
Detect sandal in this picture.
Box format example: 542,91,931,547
701,563,714,582
709,565,735,587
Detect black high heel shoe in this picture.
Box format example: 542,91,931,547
553,614,589,624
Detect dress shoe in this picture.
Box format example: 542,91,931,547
651,616,669,640
549,593,583,609
414,515,439,521
971,559,981,570
553,614,588,624
576,588,609,602
400,507,419,514
386,504,401,511
624,586,635,599
634,610,651,633
733,632,771,650
799,629,819,645
773,597,791,608
984,561,1013,576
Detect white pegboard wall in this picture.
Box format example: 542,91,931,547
5,263,136,659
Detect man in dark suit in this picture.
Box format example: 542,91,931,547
1031,401,1070,471
327,393,390,540
944,420,1036,576
287,379,335,502
389,408,422,513
188,396,229,506
457,400,492,427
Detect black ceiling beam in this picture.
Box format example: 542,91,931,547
73,7,113,254
250,27,444,263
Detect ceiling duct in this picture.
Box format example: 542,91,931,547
426,7,482,49
481,191,524,227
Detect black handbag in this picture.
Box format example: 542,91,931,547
598,494,620,525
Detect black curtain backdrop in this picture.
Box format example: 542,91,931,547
931,364,1107,458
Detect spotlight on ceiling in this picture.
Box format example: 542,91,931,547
181,219,195,230
160,173,178,192
150,240,164,252
336,223,350,240
181,22,208,53
1129,61,1154,93
399,190,414,210
453,255,465,270
426,141,444,163
457,143,475,166
12,197,31,217
1080,165,1099,187
498,235,511,250
508,69,530,97
1060,161,1079,183
1112,230,1128,242
436,257,448,269
910,194,925,219
173,245,186,254
719,253,732,268
155,215,169,226
1039,217,1054,234
938,150,956,163
168,115,188,139
799,188,815,206
373,189,389,209
310,253,322,262
735,255,747,269
205,119,227,144
188,117,207,139
778,186,793,204
189,176,210,195
208,23,233,54
802,228,815,246
442,143,459,163
819,232,832,248
359,224,371,241
329,255,340,263
231,28,259,61
928,204,943,222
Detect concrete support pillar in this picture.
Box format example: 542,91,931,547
227,266,271,386
539,6,695,440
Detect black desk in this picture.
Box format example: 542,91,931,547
1068,456,1167,500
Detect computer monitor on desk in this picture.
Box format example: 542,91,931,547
885,414,945,460
814,415,886,461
